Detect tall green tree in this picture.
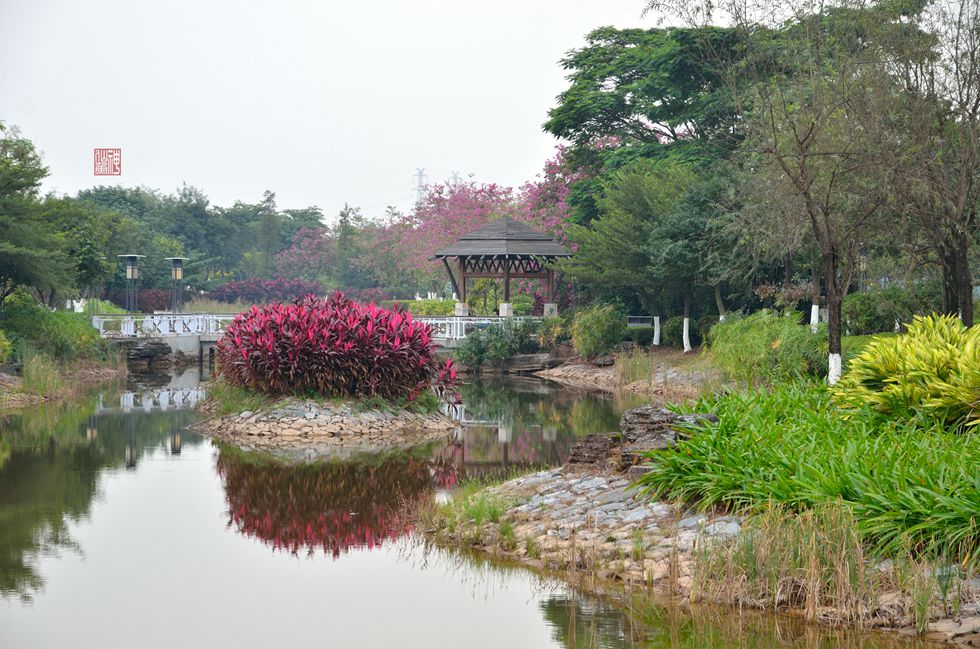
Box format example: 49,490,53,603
0,123,67,311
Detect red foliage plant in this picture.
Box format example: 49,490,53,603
216,292,457,400
209,277,324,304
137,289,171,313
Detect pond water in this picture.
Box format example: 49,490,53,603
0,371,925,648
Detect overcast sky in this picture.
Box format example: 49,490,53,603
1,0,655,221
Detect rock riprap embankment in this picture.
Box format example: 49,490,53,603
196,399,459,458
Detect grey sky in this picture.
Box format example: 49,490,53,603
0,0,653,221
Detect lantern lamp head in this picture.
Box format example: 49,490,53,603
117,254,146,280
165,257,189,281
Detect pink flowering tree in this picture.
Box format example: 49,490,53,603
275,227,335,283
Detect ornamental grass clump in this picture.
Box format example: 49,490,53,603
216,292,456,401
832,314,979,429
635,383,980,566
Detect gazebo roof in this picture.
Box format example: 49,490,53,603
432,218,572,259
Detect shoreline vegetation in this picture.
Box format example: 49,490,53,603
419,317,980,646
0,291,128,410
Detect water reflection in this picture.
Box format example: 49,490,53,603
0,390,201,601
216,445,457,557
541,594,928,649
442,376,646,481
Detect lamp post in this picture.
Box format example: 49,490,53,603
165,257,188,313
117,254,145,313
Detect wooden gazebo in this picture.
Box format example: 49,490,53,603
432,218,571,316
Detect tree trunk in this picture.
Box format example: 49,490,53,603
823,251,843,384
682,290,692,353
940,234,975,327
810,259,821,333
641,292,661,346
714,284,727,321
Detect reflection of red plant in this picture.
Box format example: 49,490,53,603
217,451,459,557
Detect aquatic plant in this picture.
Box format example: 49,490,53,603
216,292,456,400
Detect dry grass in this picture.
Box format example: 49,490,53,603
184,297,251,314
691,502,978,630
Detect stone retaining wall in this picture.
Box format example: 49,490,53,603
196,399,459,458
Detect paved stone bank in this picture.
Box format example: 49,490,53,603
430,466,980,646
195,399,459,458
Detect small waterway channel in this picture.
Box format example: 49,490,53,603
0,371,926,648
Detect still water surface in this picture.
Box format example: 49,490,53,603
0,371,925,648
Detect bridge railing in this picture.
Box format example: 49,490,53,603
92,314,235,338
415,316,541,341
92,313,541,341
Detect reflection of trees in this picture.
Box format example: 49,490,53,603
540,593,921,649
217,448,458,557
444,377,631,480
541,594,642,649
0,396,200,601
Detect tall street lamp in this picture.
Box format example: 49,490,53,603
117,254,145,313
165,257,189,313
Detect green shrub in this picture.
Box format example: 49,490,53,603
842,283,942,335
832,314,979,429
0,330,11,364
696,313,720,342
512,293,534,316
661,315,703,349
623,326,655,346
537,316,569,351
571,305,626,358
388,299,455,316
1,290,106,361
635,383,980,565
708,310,827,384
455,319,538,369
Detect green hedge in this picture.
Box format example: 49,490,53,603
842,283,942,335
1,291,107,362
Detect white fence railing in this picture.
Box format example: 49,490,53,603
96,387,207,414
92,314,235,338
93,313,540,342
627,315,653,328
416,316,541,341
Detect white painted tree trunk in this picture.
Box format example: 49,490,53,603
828,353,842,384
653,316,661,346
718,313,726,322
810,303,820,333
682,317,692,352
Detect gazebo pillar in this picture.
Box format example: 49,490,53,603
543,269,558,316
455,259,469,316
499,259,513,317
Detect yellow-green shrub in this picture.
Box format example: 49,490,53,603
572,305,626,358
0,330,11,364
832,314,979,429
